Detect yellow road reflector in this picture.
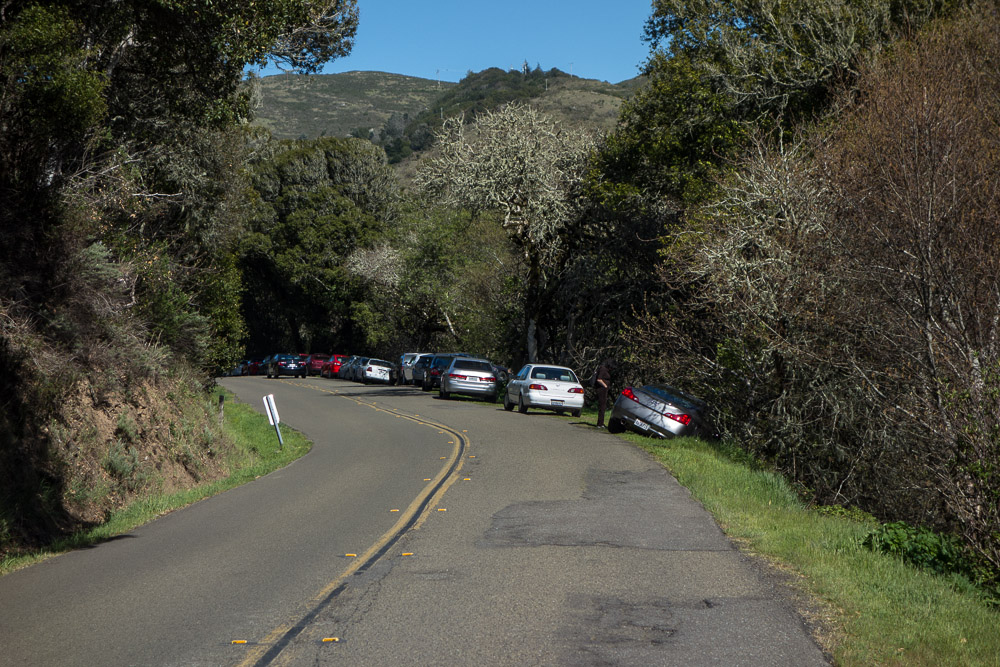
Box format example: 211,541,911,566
231,640,248,645
464,478,471,481
390,509,400,512
440,457,446,460
423,478,431,481
401,552,414,556
322,637,340,643
469,455,476,458
345,553,357,557
437,508,447,512
463,430,468,432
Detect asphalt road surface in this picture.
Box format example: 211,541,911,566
0,376,829,666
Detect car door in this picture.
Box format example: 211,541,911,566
507,364,530,402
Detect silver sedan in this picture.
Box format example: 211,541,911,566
503,364,584,417
608,384,717,439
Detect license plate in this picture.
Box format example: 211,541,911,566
551,399,564,406
634,418,649,431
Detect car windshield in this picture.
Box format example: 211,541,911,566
454,359,492,372
370,360,391,368
644,384,704,410
530,367,578,382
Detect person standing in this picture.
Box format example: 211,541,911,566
595,359,614,428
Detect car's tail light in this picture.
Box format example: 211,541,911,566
484,376,496,383
366,366,372,372
529,383,547,391
431,369,441,376
621,387,638,401
569,387,584,394
665,412,692,426
449,373,467,380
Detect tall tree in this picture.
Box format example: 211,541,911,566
241,136,397,353
418,104,596,361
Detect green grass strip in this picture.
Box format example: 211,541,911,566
628,433,1000,666
0,388,311,575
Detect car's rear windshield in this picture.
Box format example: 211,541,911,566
454,360,492,372
370,360,391,368
644,384,703,410
530,367,578,382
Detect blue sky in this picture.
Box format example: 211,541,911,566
257,1,655,83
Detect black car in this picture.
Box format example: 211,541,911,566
266,353,307,379
608,383,717,440
411,354,434,387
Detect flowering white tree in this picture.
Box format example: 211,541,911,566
417,103,596,360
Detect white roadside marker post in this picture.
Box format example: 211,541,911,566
263,394,284,448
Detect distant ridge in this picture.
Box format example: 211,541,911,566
253,71,456,140
252,69,643,144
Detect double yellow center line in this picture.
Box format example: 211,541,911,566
236,383,469,666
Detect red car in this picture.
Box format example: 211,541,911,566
321,354,348,378
246,357,265,375
304,354,329,376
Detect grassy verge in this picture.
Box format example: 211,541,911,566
0,388,311,575
617,430,999,665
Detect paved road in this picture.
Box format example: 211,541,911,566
0,376,828,665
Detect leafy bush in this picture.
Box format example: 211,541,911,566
862,522,980,582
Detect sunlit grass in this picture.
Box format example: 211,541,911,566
629,433,1000,666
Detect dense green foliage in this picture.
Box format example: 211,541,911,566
240,135,397,353
0,0,357,555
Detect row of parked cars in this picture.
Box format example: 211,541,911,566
236,351,717,440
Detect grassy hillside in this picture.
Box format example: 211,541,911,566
253,68,643,143
254,70,455,140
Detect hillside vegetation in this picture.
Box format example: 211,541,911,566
253,70,455,140
253,66,642,161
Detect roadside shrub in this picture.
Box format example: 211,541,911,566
863,522,982,583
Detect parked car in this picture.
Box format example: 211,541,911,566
439,357,498,402
421,353,471,391
245,357,265,375
397,352,428,385
410,353,434,387
503,363,585,416
266,353,307,378
349,357,370,382
321,354,348,378
608,384,717,439
336,355,358,379
304,354,329,376
361,358,393,384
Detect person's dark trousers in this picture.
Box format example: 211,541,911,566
596,386,609,427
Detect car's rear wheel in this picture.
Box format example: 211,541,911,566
503,391,514,411
571,409,581,418
422,379,432,392
608,418,624,434
439,386,450,399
